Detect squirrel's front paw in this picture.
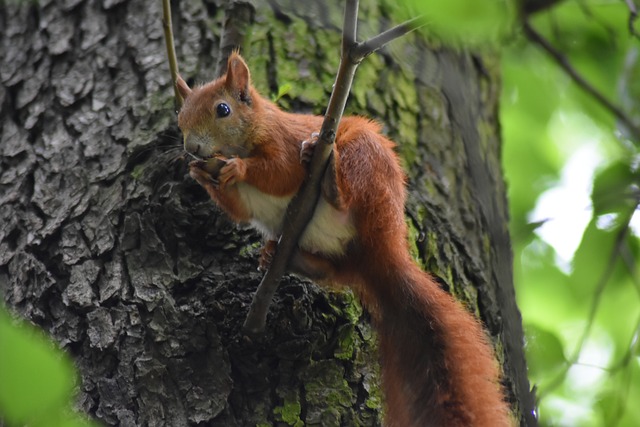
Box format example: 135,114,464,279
219,157,247,188
189,160,220,188
300,132,320,164
258,240,277,271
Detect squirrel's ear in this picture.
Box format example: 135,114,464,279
225,52,251,104
176,75,192,100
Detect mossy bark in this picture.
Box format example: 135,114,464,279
0,0,534,426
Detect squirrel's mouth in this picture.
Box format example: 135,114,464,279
185,150,222,162
188,156,226,181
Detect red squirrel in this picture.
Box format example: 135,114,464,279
176,52,513,427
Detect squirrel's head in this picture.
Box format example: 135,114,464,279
176,52,256,160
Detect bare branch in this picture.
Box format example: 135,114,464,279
242,5,421,335
243,32,361,336
625,0,640,39
537,206,636,398
354,16,426,59
523,20,640,141
162,0,182,108
343,0,359,50
522,0,566,16
609,313,640,372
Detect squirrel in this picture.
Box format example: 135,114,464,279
176,52,513,427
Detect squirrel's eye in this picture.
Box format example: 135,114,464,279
216,102,231,118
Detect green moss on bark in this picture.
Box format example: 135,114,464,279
273,391,303,426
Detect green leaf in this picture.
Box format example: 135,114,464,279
619,45,640,140
502,45,566,234
0,308,76,425
514,239,580,326
591,159,640,216
273,83,292,102
404,0,516,45
529,1,631,133
570,217,634,301
596,363,640,427
597,388,622,427
524,323,567,381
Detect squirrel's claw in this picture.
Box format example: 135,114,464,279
219,157,247,189
189,161,220,187
300,132,320,164
258,240,277,271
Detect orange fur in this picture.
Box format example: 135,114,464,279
177,53,513,426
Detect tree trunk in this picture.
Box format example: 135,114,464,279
0,0,535,426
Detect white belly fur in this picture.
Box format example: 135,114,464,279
236,183,355,256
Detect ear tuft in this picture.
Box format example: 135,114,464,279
225,52,251,104
176,75,192,100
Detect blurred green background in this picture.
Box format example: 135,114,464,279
409,0,640,425
503,2,640,426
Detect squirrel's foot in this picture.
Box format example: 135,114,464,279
258,239,334,280
258,239,277,271
300,132,320,164
219,157,247,189
289,249,335,281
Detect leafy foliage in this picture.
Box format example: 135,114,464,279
405,0,516,44
0,307,99,427
398,0,640,424
501,2,640,426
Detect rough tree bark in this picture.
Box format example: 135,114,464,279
0,0,535,426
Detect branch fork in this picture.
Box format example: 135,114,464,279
242,0,424,335
162,0,423,335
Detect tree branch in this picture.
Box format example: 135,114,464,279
243,1,421,335
162,0,182,108
521,0,566,16
342,0,359,49
523,20,640,141
353,16,426,59
537,205,636,398
625,0,640,39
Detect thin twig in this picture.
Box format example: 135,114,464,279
608,313,640,373
242,0,361,334
538,208,634,398
522,0,566,16
523,20,640,141
605,312,638,427
354,16,427,59
620,204,640,300
162,0,182,108
625,0,640,39
243,0,421,335
576,0,618,45
342,0,359,48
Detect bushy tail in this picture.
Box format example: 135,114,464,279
359,255,512,427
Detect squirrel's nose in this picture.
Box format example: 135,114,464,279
184,134,200,155
183,134,213,158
